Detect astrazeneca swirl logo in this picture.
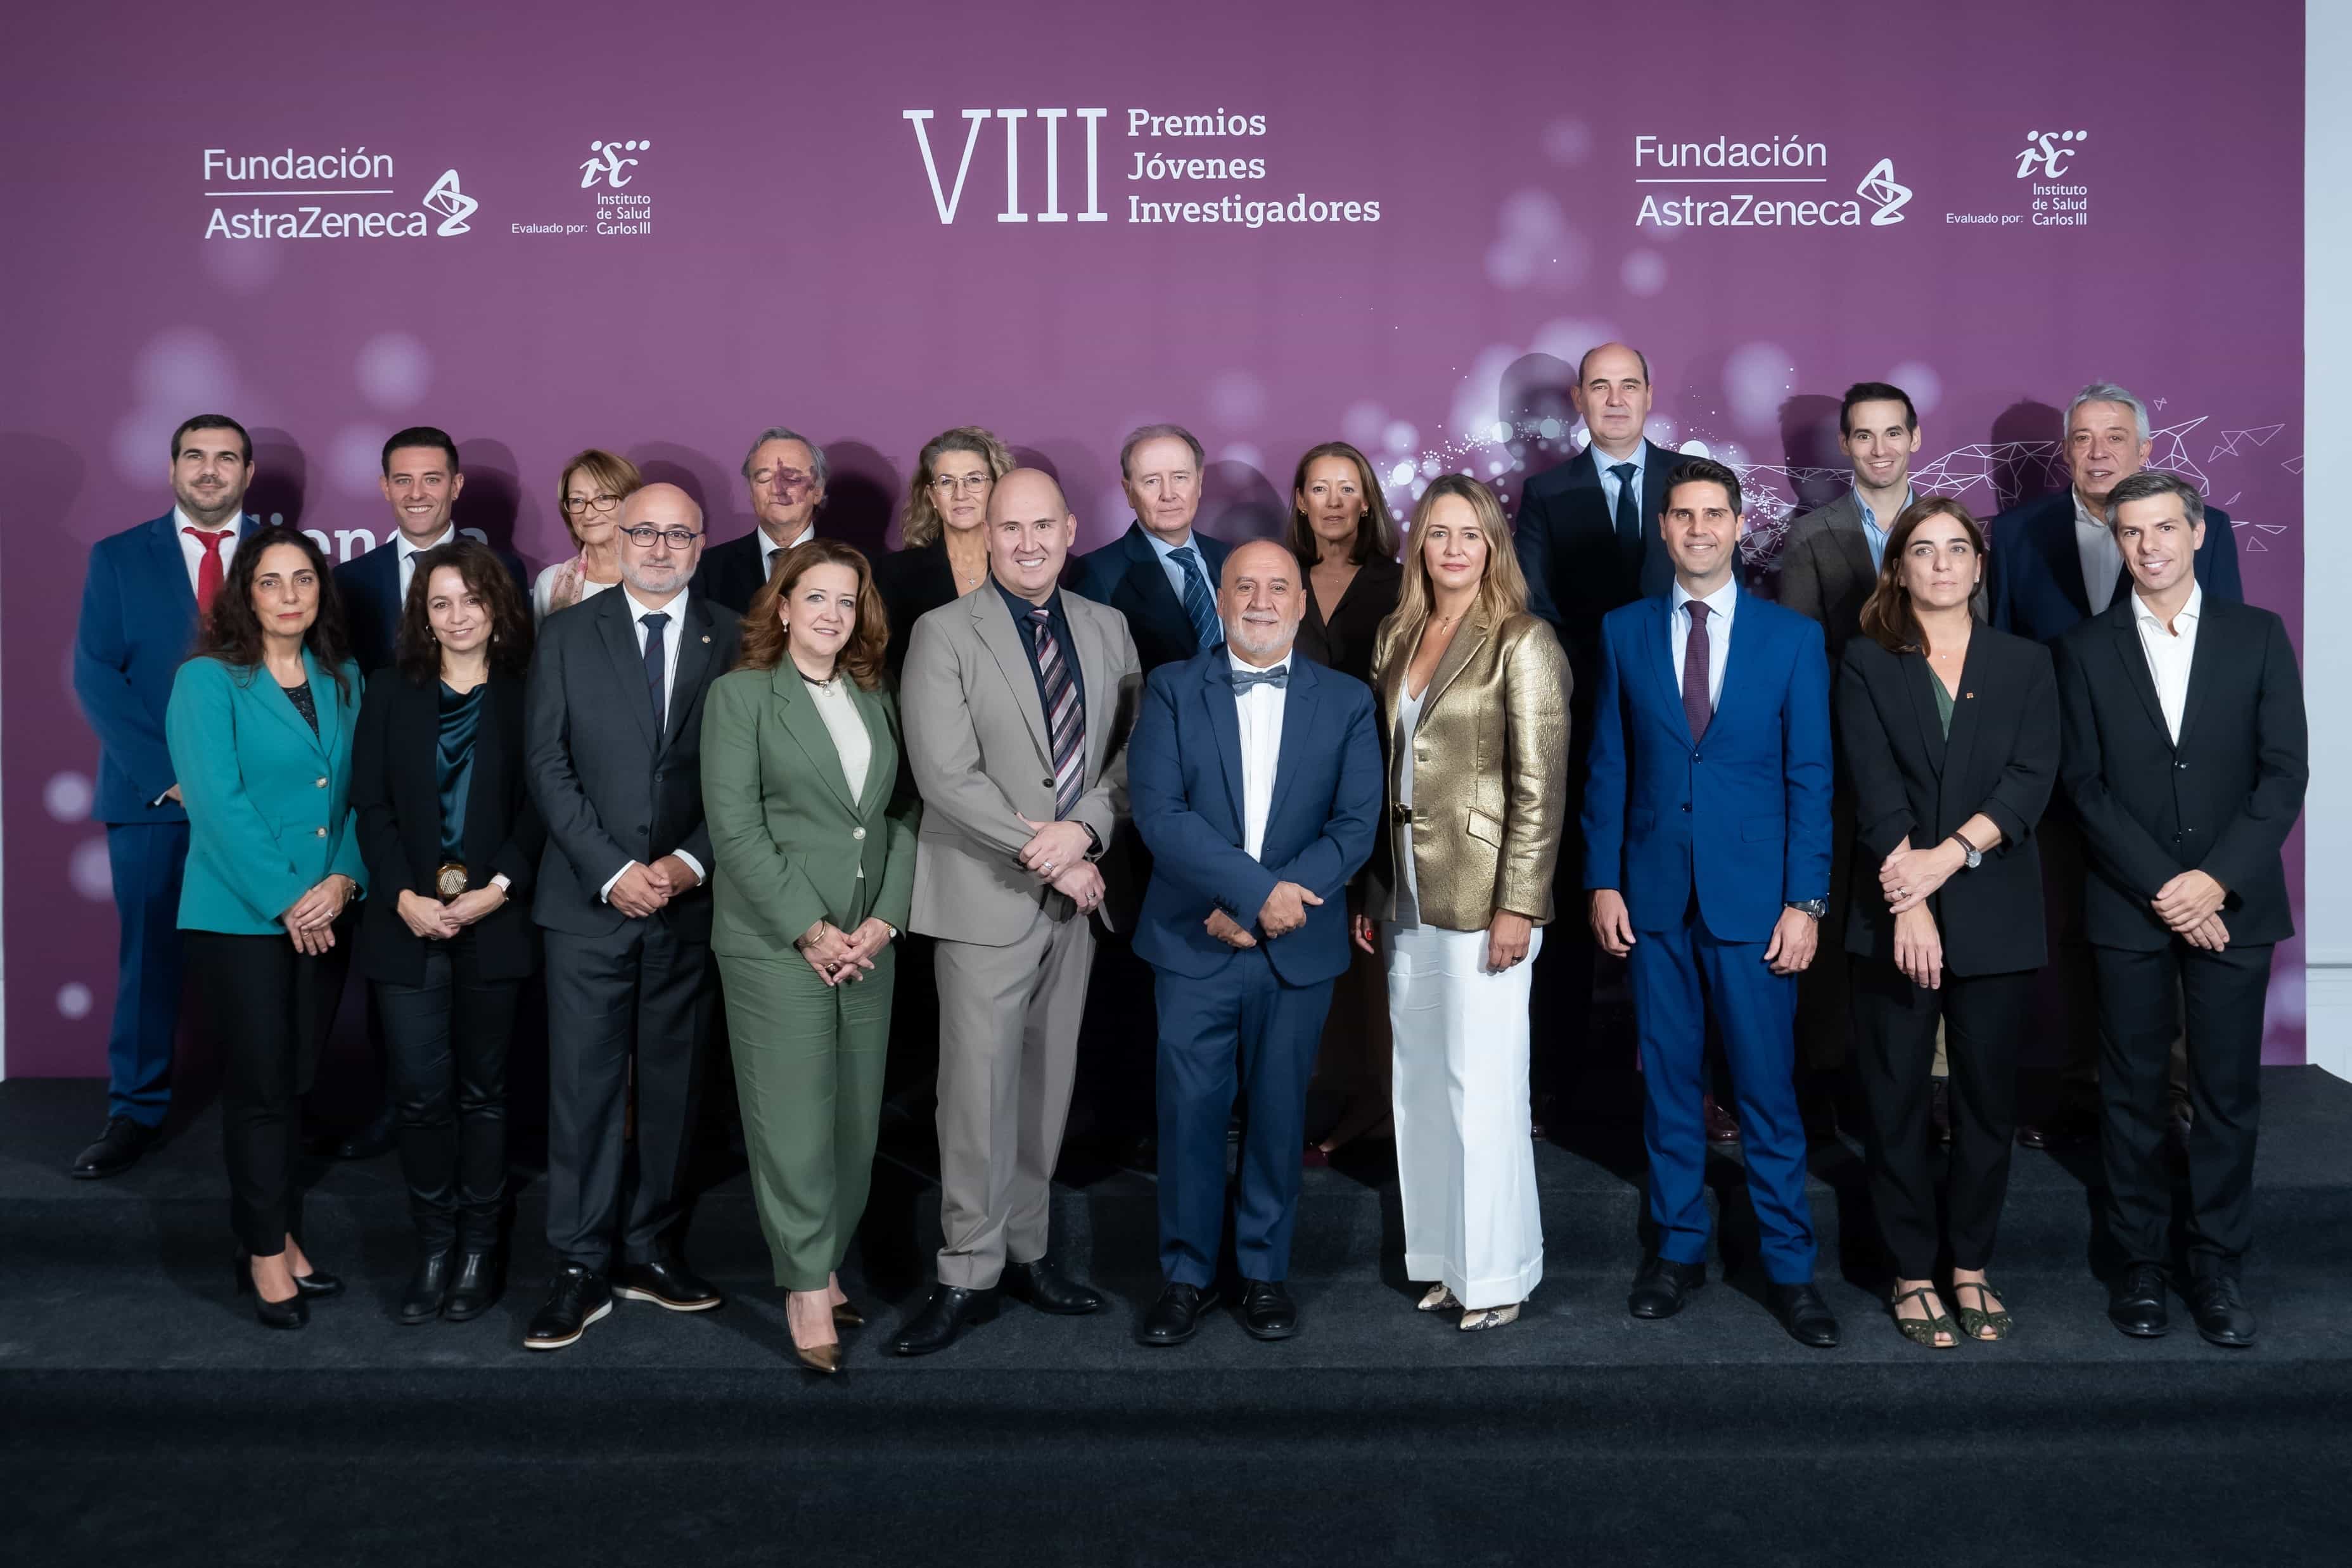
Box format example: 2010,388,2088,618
1857,159,1911,226
2015,129,2088,180
580,139,647,189
423,170,476,235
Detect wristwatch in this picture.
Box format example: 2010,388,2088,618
1950,830,1983,870
1080,823,1104,861
1784,898,1828,919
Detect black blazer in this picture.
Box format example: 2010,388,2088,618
525,587,743,940
689,530,772,617
1295,554,1402,686
1836,630,2058,976
874,540,962,681
1988,490,2242,647
1068,521,1234,674
2055,594,2306,951
350,667,546,986
1511,440,1678,700
333,538,528,672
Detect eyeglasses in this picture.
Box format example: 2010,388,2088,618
929,473,993,495
563,493,621,514
619,525,703,549
751,467,815,495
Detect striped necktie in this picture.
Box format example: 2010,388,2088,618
1028,608,1085,816
1170,545,1220,652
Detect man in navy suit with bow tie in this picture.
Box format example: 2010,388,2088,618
1125,540,1383,1345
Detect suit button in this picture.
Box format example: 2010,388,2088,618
314,777,327,788
314,827,328,838
1680,804,1690,812
2175,761,2187,770
852,826,867,841
655,769,666,782
1041,777,1053,787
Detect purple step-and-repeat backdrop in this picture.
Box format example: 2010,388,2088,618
6,0,2305,1073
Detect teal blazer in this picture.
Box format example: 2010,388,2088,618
166,651,368,934
701,663,921,960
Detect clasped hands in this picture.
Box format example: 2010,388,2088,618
1879,838,1964,914
1015,814,1103,912
280,874,357,955
396,884,508,943
610,854,701,919
2154,869,2231,950
1205,881,1326,950
797,916,895,986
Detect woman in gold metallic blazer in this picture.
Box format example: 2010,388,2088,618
1353,475,1569,1330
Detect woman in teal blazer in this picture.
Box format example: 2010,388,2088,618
702,540,919,1374
165,526,366,1330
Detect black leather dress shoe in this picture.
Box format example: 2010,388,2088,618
442,1248,502,1322
1139,1282,1219,1346
2107,1263,2170,1337
70,1117,161,1180
1004,1258,1102,1315
2187,1272,2256,1348
291,1267,343,1299
1627,1257,1707,1319
1241,1280,1298,1340
334,1106,397,1161
612,1256,722,1312
400,1248,454,1325
890,1284,1000,1356
523,1265,612,1350
2016,1107,2096,1151
233,1256,310,1330
1767,1282,1841,1348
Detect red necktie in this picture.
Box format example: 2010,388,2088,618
186,528,232,616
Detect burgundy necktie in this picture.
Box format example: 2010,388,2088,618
1682,600,1713,744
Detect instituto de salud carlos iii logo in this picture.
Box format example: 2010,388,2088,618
1857,158,1911,226
580,139,646,189
2016,129,2087,180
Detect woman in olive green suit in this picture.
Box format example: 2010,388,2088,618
701,539,921,1374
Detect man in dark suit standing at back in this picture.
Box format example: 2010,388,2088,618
1990,383,2244,1149
1776,382,1922,1135
693,426,826,615
68,414,259,1178
1512,342,1686,1136
522,482,741,1350
2055,471,2303,1348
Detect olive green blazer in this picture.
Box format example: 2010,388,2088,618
700,662,921,959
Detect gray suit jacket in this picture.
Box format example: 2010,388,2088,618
525,586,743,940
901,583,1141,945
1776,491,1877,665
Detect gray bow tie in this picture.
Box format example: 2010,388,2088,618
1229,665,1289,691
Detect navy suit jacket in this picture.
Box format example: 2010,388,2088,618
75,511,257,823
1127,649,1382,986
335,534,528,673
1988,489,2242,646
1070,521,1234,674
1513,440,1680,698
1582,587,1833,944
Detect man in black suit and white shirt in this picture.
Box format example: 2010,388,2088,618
2055,471,2304,1349
693,426,825,614
523,482,743,1349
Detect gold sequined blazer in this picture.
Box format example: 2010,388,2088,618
1361,606,1571,931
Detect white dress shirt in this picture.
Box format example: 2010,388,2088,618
598,587,705,902
804,673,874,879
1229,651,1291,861
760,522,815,589
173,505,244,597
397,524,457,604
2131,580,2202,744
1669,576,1737,708
2073,491,2123,616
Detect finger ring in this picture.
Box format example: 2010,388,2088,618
1044,861,1056,874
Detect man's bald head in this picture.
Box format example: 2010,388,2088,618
985,467,1078,604
617,481,705,601
1219,537,1304,666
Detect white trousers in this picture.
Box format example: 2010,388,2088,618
1387,922,1544,1308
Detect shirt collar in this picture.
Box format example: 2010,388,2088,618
1671,576,1738,619
994,577,1058,621
399,525,456,559
1227,649,1293,679
622,586,687,623
762,523,814,558
2073,490,2109,533
1591,440,1646,478
1142,523,1198,559
172,504,241,536
2132,579,2202,631
1855,487,1914,530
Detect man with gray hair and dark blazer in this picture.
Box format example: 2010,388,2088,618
694,425,828,613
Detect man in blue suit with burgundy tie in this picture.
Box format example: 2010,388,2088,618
1125,540,1382,1345
69,414,258,1177
1582,456,1840,1347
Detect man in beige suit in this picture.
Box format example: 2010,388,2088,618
891,469,1142,1356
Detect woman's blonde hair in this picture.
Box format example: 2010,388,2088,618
556,449,644,545
898,426,1014,549
1390,474,1530,641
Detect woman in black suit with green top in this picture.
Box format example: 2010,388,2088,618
1837,497,2058,1349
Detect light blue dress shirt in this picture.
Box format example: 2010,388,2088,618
1142,524,1210,606
1854,487,1915,572
1594,440,1648,520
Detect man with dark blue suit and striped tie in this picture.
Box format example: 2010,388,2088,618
69,414,259,1178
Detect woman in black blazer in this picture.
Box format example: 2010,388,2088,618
350,540,545,1325
874,426,1013,681
1838,497,2058,1349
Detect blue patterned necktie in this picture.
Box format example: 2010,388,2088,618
1170,545,1221,652
640,611,670,734
1228,665,1289,692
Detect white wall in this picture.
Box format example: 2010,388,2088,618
2304,0,2349,1080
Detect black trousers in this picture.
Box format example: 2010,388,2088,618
2093,940,2273,1274
542,916,714,1273
376,928,521,1251
186,924,353,1258
1851,959,2031,1279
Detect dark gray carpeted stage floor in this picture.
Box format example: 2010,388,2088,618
6,1070,2350,1564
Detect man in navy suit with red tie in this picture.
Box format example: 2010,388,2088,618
69,414,259,1177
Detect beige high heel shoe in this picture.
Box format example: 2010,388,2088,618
1417,1283,1461,1313
1458,1303,1521,1332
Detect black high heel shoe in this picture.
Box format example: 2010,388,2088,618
233,1255,310,1330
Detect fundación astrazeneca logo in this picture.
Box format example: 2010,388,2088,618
2015,129,2087,180
1857,158,1911,226
422,170,476,236
580,139,647,190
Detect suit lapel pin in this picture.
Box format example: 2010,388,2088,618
701,635,711,644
